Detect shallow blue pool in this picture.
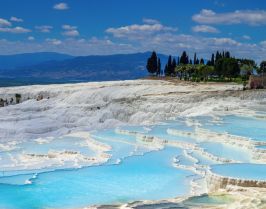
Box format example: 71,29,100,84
211,163,266,181
203,115,266,142
256,145,266,150
1,114,266,208
147,122,196,144
0,148,194,209
91,129,152,164
190,151,218,165
200,142,252,162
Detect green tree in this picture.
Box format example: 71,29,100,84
259,61,266,88
165,55,175,76
215,58,240,78
238,59,255,80
190,65,214,81
206,60,212,66
226,58,240,78
193,53,197,65
146,51,158,74
225,51,230,58
167,55,172,68
164,64,168,76
177,56,180,65
259,61,266,74
211,53,215,66
215,51,222,63
241,64,253,80
215,58,223,77
180,51,189,64
172,58,177,75
157,58,161,76
175,65,186,80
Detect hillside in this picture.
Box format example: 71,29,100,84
0,52,73,70
0,52,168,86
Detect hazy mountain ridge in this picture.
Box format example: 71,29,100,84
0,52,168,86
0,52,74,70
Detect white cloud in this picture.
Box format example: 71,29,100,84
10,16,23,22
142,18,160,25
0,18,265,63
0,35,264,63
62,30,79,37
0,18,12,27
46,38,62,45
104,20,264,62
106,21,264,61
209,37,240,46
0,38,134,56
62,25,79,37
106,20,177,39
35,25,53,33
0,18,29,33
242,35,251,40
53,3,69,10
193,9,266,25
260,41,266,47
28,36,35,41
192,25,219,33
62,25,77,30
0,26,31,33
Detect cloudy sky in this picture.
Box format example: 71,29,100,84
0,0,265,62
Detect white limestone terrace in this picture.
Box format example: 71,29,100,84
0,79,266,208
87,186,266,209
1,79,264,144
0,132,111,175
167,127,266,163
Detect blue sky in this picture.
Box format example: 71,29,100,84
0,0,265,61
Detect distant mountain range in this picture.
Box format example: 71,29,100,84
0,52,168,87
0,52,74,70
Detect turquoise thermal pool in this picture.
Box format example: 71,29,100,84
0,148,194,209
211,163,266,181
202,115,266,142
0,114,266,208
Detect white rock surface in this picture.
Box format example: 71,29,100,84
1,79,256,143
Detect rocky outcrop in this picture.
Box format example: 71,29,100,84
206,170,266,193
249,75,266,89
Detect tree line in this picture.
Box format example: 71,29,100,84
146,51,265,82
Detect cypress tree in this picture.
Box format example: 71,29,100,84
157,58,161,76
164,64,168,76
200,58,204,65
260,61,266,74
168,55,172,67
225,51,230,58
177,56,180,65
215,51,221,62
206,60,212,66
211,53,215,66
165,55,172,76
146,51,158,74
193,53,197,65
180,51,189,65
172,58,177,75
